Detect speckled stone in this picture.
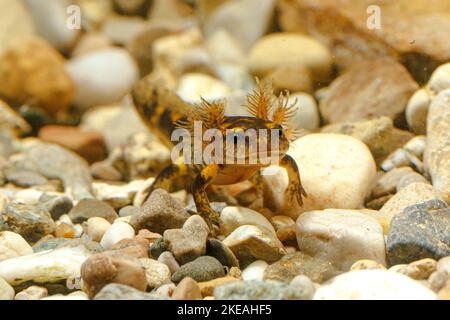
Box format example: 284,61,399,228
387,200,450,266
171,256,225,283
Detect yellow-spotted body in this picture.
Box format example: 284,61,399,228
131,78,306,234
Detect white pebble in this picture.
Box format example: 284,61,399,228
100,221,135,250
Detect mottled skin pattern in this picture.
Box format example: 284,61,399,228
131,78,306,235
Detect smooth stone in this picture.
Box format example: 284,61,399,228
5,170,47,188
171,277,202,300
42,291,89,300
198,276,240,298
264,252,334,284
66,48,139,110
287,93,320,131
14,142,93,201
81,251,147,298
0,37,74,115
428,62,450,94
404,136,426,159
140,258,171,289
69,198,118,224
350,260,387,271
220,206,275,237
296,209,386,275
266,134,376,218
118,205,141,217
0,0,34,54
149,237,167,259
14,285,48,300
156,283,176,298
0,276,14,300
176,73,232,103
130,188,190,234
387,200,450,265
83,217,111,242
314,270,436,300
0,245,91,285
222,225,286,265
13,188,43,205
289,275,316,298
24,0,79,52
406,89,431,134
171,256,225,283
100,221,135,250
379,183,443,228
157,251,180,274
101,16,147,46
32,237,101,254
242,260,268,281
94,283,163,300
0,202,55,243
0,231,33,261
389,258,437,280
319,58,418,125
0,98,31,135
248,33,332,81
71,32,112,57
371,167,415,198
202,0,276,52
214,279,312,300
397,172,430,192
163,215,209,265
424,89,450,203
264,65,312,95
206,239,240,268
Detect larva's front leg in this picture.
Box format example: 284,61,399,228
279,154,307,206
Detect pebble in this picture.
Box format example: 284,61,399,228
101,16,147,46
100,221,135,250
314,270,436,300
0,202,55,242
15,142,94,201
405,88,431,134
371,167,415,198
381,148,424,173
248,33,332,81
42,291,89,300
387,199,450,265
14,285,48,300
0,231,33,261
156,283,176,298
92,180,144,209
38,126,107,164
424,89,450,202
263,65,312,94
198,276,240,298
72,32,112,57
296,209,386,275
66,48,139,110
171,276,202,300
55,223,75,239
206,239,240,269
263,252,334,284
222,225,286,265
0,276,14,300
290,275,316,298
242,260,268,281
24,0,79,52
140,258,171,289
0,245,91,285
5,170,48,188
149,237,167,259
80,251,147,298
130,188,190,234
428,62,450,94
38,194,73,221
176,73,232,104
319,58,418,124
403,136,426,159
157,251,180,274
171,256,225,283
32,237,101,254
214,279,312,300
220,206,275,237
0,99,31,136
389,258,437,280
287,93,320,131
0,0,34,54
268,134,376,218
83,217,111,242
379,183,444,229
69,198,118,224
94,283,162,300
202,0,276,52
110,238,148,259
13,188,43,205
0,37,74,115
163,215,209,265
397,171,430,192
350,260,387,271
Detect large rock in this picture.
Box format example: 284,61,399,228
424,89,450,203
130,188,190,234
201,0,276,52
379,183,443,229
387,200,450,265
314,270,436,300
319,58,418,125
0,37,74,114
296,209,386,275
278,0,450,83
0,203,55,243
248,33,332,81
265,134,376,218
